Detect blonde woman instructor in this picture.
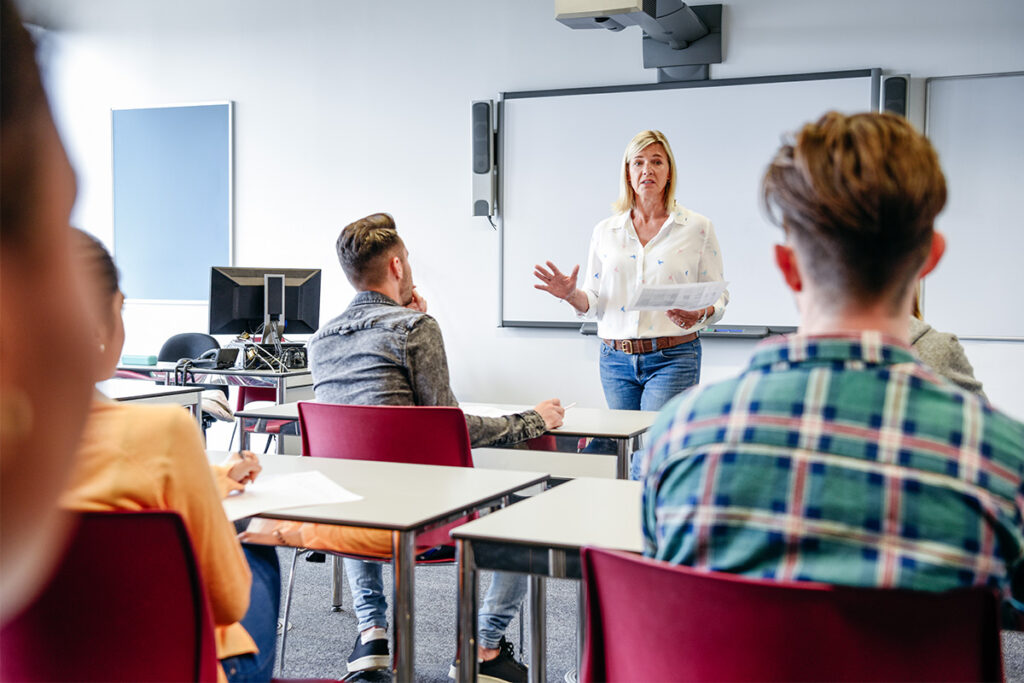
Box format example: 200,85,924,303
535,130,728,455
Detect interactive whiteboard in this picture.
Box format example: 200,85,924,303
499,70,880,331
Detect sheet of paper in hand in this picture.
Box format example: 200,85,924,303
627,281,729,312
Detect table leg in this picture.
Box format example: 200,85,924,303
528,575,546,683
616,438,629,479
275,379,288,454
239,418,251,451
456,539,479,683
392,530,416,682
192,395,204,431
331,555,344,612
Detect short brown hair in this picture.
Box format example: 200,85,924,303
762,111,947,310
336,213,403,288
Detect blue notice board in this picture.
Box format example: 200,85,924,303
112,102,232,301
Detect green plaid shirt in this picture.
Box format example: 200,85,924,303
640,332,1024,597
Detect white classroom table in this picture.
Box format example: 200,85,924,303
96,378,203,428
218,452,549,682
234,401,656,477
471,447,616,481
117,361,314,404
451,478,643,683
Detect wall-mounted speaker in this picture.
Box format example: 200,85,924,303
472,100,496,217
882,74,910,117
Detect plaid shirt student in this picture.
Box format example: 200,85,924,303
640,332,1024,598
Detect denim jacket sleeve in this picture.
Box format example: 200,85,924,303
407,317,547,448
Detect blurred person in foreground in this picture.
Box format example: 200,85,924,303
0,0,96,623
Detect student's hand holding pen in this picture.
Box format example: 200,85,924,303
534,399,565,430
222,450,262,489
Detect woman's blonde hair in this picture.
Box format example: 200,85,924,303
612,130,678,214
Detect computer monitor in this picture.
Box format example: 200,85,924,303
209,266,321,341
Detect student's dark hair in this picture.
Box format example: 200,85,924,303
72,228,121,297
336,213,403,288
1,0,53,247
762,111,947,310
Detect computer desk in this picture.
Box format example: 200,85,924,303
450,478,643,683
117,362,314,404
97,378,203,429
234,401,656,477
216,451,548,682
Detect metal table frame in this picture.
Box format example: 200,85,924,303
451,478,643,682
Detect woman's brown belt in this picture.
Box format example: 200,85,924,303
602,332,698,355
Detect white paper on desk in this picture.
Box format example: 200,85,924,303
222,471,361,521
626,281,729,312
459,403,531,419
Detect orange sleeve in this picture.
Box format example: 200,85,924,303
161,410,251,626
270,520,395,558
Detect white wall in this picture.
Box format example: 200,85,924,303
31,0,1024,419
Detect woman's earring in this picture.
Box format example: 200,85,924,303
99,343,106,353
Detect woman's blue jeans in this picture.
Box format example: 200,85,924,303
592,338,702,475
599,338,701,411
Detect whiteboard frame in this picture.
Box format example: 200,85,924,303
111,100,234,303
922,71,1024,342
496,69,881,331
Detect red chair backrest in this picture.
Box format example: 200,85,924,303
236,385,278,411
297,402,474,468
580,546,1003,683
298,402,474,548
1,510,218,682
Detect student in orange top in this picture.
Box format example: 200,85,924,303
61,228,279,683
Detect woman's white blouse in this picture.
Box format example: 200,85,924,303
574,207,729,340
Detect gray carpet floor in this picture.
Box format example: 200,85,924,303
269,548,1024,682
271,551,580,682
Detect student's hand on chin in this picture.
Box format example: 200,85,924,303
406,288,427,313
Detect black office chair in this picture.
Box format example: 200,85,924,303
158,332,221,365
158,333,230,434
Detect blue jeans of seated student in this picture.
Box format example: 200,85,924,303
344,558,525,649
479,572,527,650
590,339,702,478
345,558,389,632
223,544,282,683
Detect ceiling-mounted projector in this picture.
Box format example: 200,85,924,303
555,0,722,80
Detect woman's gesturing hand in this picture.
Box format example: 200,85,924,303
533,261,579,301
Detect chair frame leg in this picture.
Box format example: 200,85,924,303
277,548,302,676
519,603,526,663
